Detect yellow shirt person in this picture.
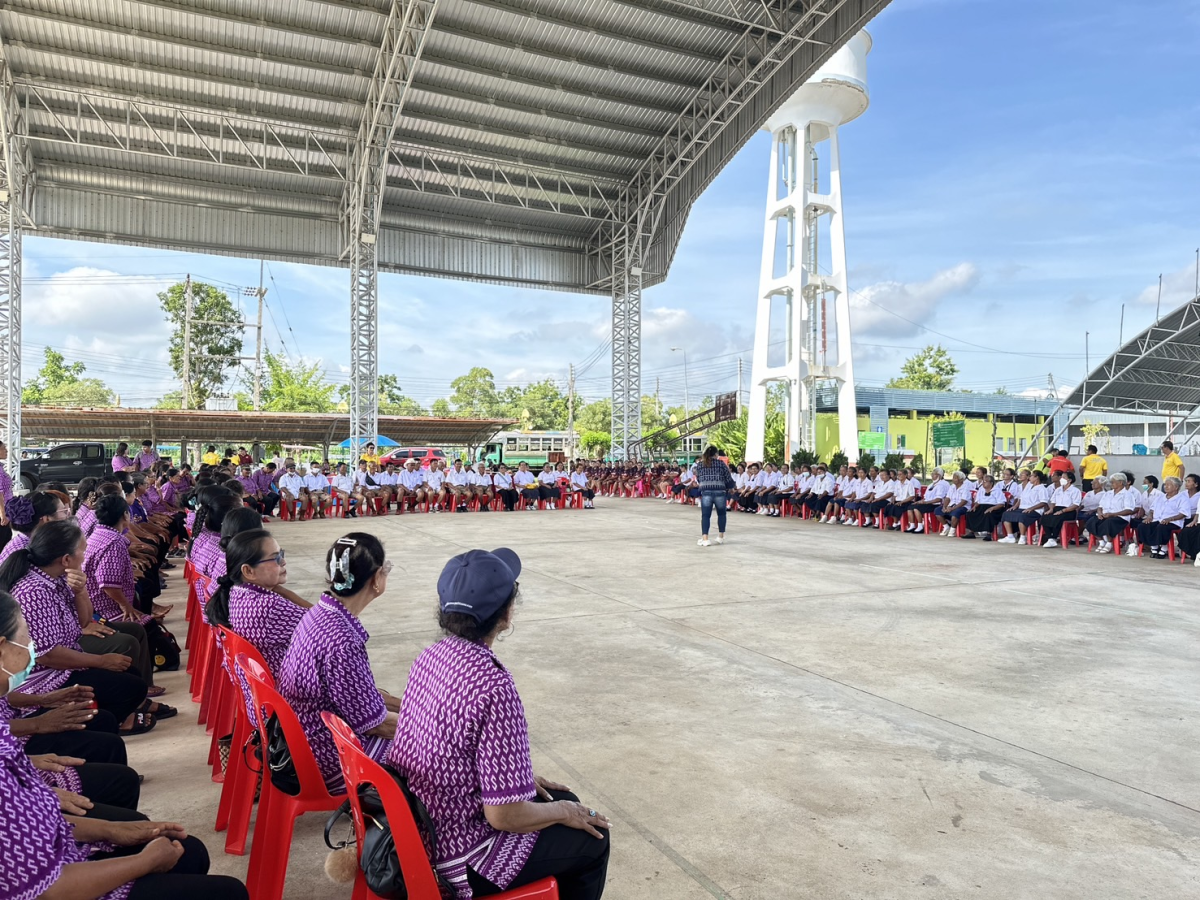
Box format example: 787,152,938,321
201,447,221,466
1161,442,1185,480
1079,448,1107,481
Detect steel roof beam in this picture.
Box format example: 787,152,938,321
403,130,632,182
453,0,726,66
433,22,705,92
626,0,794,35
419,51,681,116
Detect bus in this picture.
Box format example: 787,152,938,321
484,431,574,468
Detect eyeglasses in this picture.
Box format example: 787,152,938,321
253,549,286,566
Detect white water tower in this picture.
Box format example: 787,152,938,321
746,31,871,464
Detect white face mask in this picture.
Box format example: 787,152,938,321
1060,478,1069,487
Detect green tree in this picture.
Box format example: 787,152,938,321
430,398,452,417
338,375,427,416
580,430,611,458
260,352,336,412
575,398,611,434
708,409,748,464
155,390,183,409
886,344,959,391
21,348,116,407
449,367,500,417
158,281,244,408
500,379,568,430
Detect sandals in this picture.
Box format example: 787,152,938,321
152,604,174,618
146,685,167,698
121,711,157,736
140,699,177,720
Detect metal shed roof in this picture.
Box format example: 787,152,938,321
2,0,890,292
20,406,514,447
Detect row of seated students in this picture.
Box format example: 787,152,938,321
183,482,611,899
0,454,250,899
654,459,1200,561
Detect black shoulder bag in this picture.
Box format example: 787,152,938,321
265,713,301,796
323,765,453,899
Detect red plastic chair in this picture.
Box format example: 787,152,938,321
214,629,270,854
239,654,348,900
321,712,559,900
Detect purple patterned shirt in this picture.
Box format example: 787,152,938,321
140,485,168,515
75,504,97,538
188,529,225,581
12,567,82,693
161,481,181,508
278,594,389,792
110,455,134,472
85,525,147,625
255,470,278,495
0,531,30,567
134,450,158,470
0,468,13,503
0,721,130,900
228,583,307,724
388,637,539,898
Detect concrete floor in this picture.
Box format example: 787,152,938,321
131,500,1200,900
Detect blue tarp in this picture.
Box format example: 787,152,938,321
336,436,400,449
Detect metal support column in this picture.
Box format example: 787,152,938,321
346,0,437,460
0,42,31,481
610,211,647,461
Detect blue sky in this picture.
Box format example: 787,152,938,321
23,0,1200,410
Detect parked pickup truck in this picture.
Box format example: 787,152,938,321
20,442,112,491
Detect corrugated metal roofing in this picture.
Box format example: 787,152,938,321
2,0,892,293
21,406,514,447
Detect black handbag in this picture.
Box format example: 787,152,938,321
265,713,301,796
324,765,452,900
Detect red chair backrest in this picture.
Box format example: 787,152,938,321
218,627,271,722
237,653,341,802
320,712,444,900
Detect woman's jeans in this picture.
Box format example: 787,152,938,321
701,490,727,535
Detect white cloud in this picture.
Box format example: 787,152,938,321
849,263,981,339
1134,264,1199,311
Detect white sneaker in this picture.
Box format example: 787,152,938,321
697,538,710,547
715,536,724,544
1017,536,1027,545
1044,539,1058,548
940,526,950,536
1193,556,1200,567
999,535,1017,544
1125,545,1140,557
819,515,828,523
843,518,856,526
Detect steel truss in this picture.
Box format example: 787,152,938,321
346,0,438,460
600,0,855,457
0,40,31,481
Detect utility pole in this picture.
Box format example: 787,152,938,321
243,262,267,410
181,275,193,410
567,363,576,460
737,357,743,415
655,376,661,418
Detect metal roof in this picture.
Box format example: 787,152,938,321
817,386,1062,418
2,0,891,292
1063,296,1200,417
20,406,514,447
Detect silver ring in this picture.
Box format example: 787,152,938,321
588,809,597,817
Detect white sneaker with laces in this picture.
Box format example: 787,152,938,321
1044,539,1058,548
999,535,1017,544
697,538,710,547
1017,536,1027,545
715,536,724,544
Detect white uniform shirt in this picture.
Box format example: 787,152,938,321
1049,486,1083,509
874,479,896,501
331,474,355,493
778,472,796,493
1141,488,1161,516
948,483,974,510
796,474,813,493
278,472,305,495
1081,490,1103,514
446,468,471,487
1018,484,1050,511
892,479,914,502
678,469,696,485
569,471,589,489
303,471,329,493
854,478,873,500
513,470,536,488
1150,491,1190,523
376,471,398,487
762,470,781,489
537,471,558,486
734,472,748,490
1101,488,1136,520
923,479,952,503
1186,490,1200,517
353,469,375,488
975,486,1008,507
425,469,446,490
494,473,514,490
468,470,493,487
998,479,1020,500
817,473,837,496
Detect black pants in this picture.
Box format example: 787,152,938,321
1082,478,1094,492
468,790,609,900
24,718,127,762
1039,508,1076,542
1085,516,1128,539
1177,524,1200,559
261,492,280,516
538,485,561,501
1137,521,1179,548
498,489,519,510
574,488,595,500
65,668,148,724
93,835,249,900
76,762,142,811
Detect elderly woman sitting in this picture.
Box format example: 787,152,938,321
389,548,611,900
1133,476,1190,558
1083,472,1137,554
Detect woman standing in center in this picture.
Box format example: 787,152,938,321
277,533,400,793
692,446,735,547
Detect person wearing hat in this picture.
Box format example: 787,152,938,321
389,548,611,900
